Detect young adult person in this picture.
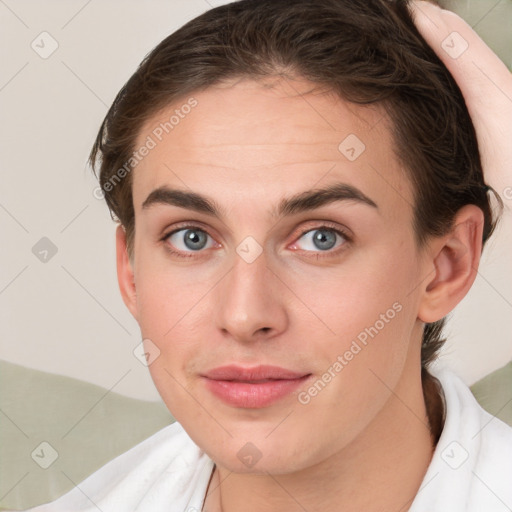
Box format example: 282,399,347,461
23,0,512,510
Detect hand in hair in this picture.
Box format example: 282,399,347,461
410,0,512,204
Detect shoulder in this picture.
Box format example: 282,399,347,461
24,422,214,512
410,367,512,512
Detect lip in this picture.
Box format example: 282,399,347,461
201,365,312,408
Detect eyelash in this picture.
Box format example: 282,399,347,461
160,222,352,260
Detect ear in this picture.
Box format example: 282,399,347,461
418,205,484,323
115,224,138,320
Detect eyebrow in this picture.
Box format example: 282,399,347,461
141,182,378,219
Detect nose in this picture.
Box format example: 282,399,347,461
213,247,288,343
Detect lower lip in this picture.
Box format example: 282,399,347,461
203,375,312,408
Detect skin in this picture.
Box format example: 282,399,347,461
411,0,512,203
116,76,483,511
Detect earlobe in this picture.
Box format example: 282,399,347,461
418,205,484,323
115,224,138,320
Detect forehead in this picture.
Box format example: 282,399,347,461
132,77,413,223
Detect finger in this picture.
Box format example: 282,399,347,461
410,0,512,198
409,0,512,111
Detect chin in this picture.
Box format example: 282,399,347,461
212,452,307,476
199,432,323,476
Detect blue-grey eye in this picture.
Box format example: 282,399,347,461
167,228,213,252
296,228,345,251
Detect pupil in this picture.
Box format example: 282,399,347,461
313,230,336,250
184,229,207,250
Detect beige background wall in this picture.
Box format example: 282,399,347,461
1,0,511,401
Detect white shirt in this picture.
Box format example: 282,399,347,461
24,368,512,512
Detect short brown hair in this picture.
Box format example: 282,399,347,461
90,0,502,438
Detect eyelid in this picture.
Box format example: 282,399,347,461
161,221,218,243
161,220,352,258
288,221,351,254
290,219,352,243
161,223,220,253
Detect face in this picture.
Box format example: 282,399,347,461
124,77,433,474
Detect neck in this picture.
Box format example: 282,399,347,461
203,356,438,512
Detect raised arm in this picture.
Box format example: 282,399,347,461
410,0,512,204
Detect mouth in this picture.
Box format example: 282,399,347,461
201,365,312,408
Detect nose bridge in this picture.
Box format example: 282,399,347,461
214,242,287,341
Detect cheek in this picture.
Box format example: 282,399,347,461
133,258,216,402
134,249,210,337
290,281,416,449
288,247,417,343
287,246,421,400
134,231,421,389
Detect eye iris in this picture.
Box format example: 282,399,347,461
313,229,337,250
184,229,207,250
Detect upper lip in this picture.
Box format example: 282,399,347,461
202,365,310,381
